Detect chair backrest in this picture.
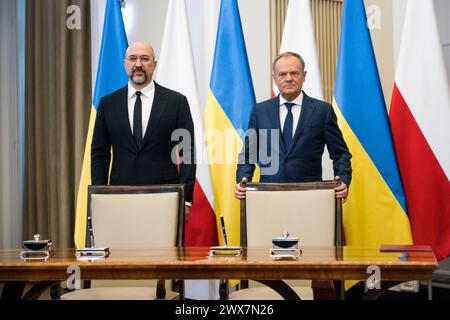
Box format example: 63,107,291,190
241,181,343,248
86,185,185,249
85,185,184,292
238,181,343,295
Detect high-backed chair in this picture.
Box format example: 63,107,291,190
227,181,343,300
61,185,185,300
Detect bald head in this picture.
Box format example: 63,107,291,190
125,42,155,60
124,41,157,89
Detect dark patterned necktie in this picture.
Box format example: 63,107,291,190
133,91,143,148
282,102,294,150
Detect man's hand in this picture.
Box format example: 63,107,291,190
184,205,191,223
234,177,248,199
334,176,348,202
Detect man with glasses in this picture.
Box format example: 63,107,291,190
91,42,196,217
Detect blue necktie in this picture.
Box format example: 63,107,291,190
133,91,143,149
282,102,294,150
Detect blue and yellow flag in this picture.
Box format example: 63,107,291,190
333,0,412,250
74,0,128,248
204,0,257,246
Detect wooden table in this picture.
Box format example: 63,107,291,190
0,246,438,300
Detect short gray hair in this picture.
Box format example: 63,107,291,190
272,52,305,74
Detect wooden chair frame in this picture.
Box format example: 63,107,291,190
221,180,344,300
84,184,185,299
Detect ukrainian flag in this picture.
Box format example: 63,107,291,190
74,0,128,248
204,0,258,246
333,0,412,249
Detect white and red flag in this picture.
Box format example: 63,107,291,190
156,0,218,248
389,0,450,260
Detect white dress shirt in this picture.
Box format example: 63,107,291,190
128,81,155,138
279,92,303,137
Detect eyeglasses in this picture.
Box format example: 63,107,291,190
125,55,154,63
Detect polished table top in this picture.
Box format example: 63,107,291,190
0,246,438,281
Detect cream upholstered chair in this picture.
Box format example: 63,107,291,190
227,181,343,300
61,185,185,300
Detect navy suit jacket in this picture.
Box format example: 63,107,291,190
91,82,196,202
236,92,352,187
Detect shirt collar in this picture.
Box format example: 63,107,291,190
279,91,303,108
128,80,155,98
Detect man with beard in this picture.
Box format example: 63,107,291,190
91,42,196,216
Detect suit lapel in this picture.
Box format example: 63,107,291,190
142,82,168,144
287,92,316,156
265,96,287,156
118,86,139,149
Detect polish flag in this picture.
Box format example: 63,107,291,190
389,0,450,260
156,0,220,300
274,0,333,180
156,0,218,247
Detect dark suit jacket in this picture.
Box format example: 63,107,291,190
91,82,196,202
236,92,352,187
